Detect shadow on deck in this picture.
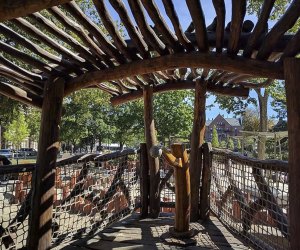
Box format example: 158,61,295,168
58,213,251,250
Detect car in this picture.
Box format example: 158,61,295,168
17,148,38,158
0,149,13,159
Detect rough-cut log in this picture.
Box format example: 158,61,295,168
162,0,193,51
0,0,72,22
0,24,78,75
143,85,160,218
96,84,119,96
227,0,246,55
199,143,212,221
65,51,284,95
186,0,208,52
284,58,300,249
281,29,300,60
243,0,275,58
0,65,43,90
128,0,166,55
189,79,206,221
0,82,42,108
212,0,225,53
110,79,249,106
0,40,61,76
109,0,149,59
12,17,86,68
0,55,43,83
27,77,64,250
93,0,136,61
49,7,113,68
64,1,126,64
29,12,99,70
0,73,42,96
141,0,180,52
171,144,191,233
256,0,300,60
140,143,149,218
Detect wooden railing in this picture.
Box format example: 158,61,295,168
207,146,289,250
0,149,140,249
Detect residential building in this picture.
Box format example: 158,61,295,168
205,114,242,142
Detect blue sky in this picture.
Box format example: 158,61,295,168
103,0,278,119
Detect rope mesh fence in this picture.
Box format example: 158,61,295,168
210,149,289,250
0,150,140,249
0,165,34,250
159,156,175,213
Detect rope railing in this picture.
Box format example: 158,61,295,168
210,148,289,250
0,149,140,249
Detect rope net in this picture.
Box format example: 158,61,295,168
210,150,289,250
0,150,140,249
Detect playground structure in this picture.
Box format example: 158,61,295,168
0,0,299,249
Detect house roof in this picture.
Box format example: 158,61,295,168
225,118,241,127
206,116,241,127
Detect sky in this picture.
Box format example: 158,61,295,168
102,0,278,119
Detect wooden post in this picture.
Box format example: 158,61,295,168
140,143,149,218
189,78,207,221
27,77,65,250
171,144,191,233
284,58,300,250
143,85,160,218
199,142,212,221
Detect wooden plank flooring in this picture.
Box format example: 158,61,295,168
58,213,252,249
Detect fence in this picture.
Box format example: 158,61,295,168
209,148,289,250
0,149,140,249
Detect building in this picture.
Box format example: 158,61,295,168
205,114,242,142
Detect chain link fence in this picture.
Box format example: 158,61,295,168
210,149,289,250
0,149,140,249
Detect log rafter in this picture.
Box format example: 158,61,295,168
0,0,298,106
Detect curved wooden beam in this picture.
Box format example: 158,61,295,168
65,51,283,96
110,80,249,106
0,0,71,22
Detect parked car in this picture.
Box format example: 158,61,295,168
18,148,38,157
0,149,13,159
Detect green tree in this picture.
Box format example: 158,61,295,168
269,81,286,118
24,108,41,148
242,108,260,131
154,90,194,142
220,140,226,148
211,125,219,148
236,139,241,151
228,138,234,150
4,111,29,150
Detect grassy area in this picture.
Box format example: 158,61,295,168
11,158,36,165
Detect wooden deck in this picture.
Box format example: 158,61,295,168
58,213,252,250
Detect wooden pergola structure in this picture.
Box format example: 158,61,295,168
0,0,299,249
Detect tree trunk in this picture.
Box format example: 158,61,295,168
27,77,65,250
284,58,300,250
143,85,160,218
256,89,269,160
189,79,207,221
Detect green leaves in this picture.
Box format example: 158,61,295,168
4,110,29,149
212,125,219,148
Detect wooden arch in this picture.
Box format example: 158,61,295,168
0,0,299,108
1,1,300,250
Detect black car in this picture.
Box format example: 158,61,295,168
18,148,38,157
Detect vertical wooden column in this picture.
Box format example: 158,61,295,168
171,144,190,233
143,85,160,218
27,77,65,250
284,58,300,250
140,143,149,218
199,142,212,221
189,78,207,221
